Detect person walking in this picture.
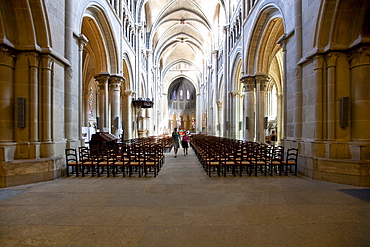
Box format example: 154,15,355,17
172,128,180,158
181,131,190,156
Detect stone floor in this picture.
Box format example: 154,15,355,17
0,148,369,247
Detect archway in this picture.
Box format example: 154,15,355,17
168,77,197,133
245,6,285,144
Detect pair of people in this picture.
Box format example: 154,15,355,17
172,128,190,157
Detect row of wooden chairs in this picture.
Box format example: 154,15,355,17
65,138,166,177
191,135,298,177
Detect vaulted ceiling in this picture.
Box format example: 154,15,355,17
143,0,226,72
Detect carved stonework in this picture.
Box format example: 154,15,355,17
255,74,269,91
240,75,255,91
230,90,240,98
216,100,223,109
109,76,124,91
124,90,133,97
326,52,340,68
26,52,39,67
0,46,15,67
313,55,325,70
347,47,370,68
41,55,54,70
95,73,110,86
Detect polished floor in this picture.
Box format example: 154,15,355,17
0,147,369,247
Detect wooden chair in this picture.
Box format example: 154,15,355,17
111,144,130,177
268,146,284,176
238,143,254,176
129,144,145,177
281,148,298,175
143,145,160,177
79,147,96,177
65,148,81,177
253,144,268,176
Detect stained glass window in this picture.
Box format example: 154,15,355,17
179,89,183,100
89,87,94,118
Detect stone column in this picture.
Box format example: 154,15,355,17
0,47,15,143
95,73,110,132
78,35,88,145
326,53,339,141
122,90,133,140
27,53,40,159
216,100,223,136
212,50,218,136
25,53,39,143
109,75,123,137
255,74,268,143
40,55,54,158
65,0,75,147
277,34,287,140
223,25,230,137
229,90,239,139
196,93,202,133
240,75,255,141
313,55,325,140
348,48,370,141
294,0,303,140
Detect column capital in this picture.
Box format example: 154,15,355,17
255,73,269,91
216,100,223,109
26,52,39,67
313,55,325,70
40,55,54,70
347,47,370,68
326,52,340,68
230,90,240,97
94,72,110,84
240,75,255,91
110,75,125,84
124,90,134,97
277,34,287,52
77,34,89,50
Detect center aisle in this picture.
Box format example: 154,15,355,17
0,146,368,247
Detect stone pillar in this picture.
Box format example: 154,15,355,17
196,93,202,133
78,35,88,145
294,0,303,140
255,74,268,143
95,73,110,132
122,90,133,140
277,92,283,143
216,100,223,136
326,53,339,141
26,53,39,143
65,0,75,147
40,55,54,158
313,55,325,140
348,48,370,141
241,75,255,141
0,47,15,143
229,90,239,139
277,34,287,140
109,75,123,137
223,25,230,137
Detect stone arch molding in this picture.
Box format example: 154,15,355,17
83,4,120,75
0,0,51,50
245,5,285,76
162,59,201,94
